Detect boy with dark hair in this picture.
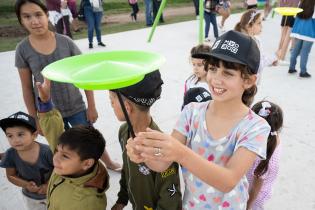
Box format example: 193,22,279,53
35,79,109,210
0,112,54,210
110,70,182,210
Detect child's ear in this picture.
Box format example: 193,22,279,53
124,100,132,114
82,158,95,170
32,131,39,140
243,75,257,89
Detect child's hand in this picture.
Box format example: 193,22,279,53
37,183,48,195
25,181,40,193
86,106,98,124
126,138,146,164
111,203,125,210
36,78,51,103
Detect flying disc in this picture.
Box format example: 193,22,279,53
274,7,303,16
42,51,166,90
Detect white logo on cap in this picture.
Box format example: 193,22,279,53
212,40,221,50
195,95,203,102
17,115,29,121
221,40,239,54
202,91,211,98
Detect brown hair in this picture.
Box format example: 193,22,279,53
204,56,257,107
297,0,315,19
252,101,283,177
234,9,262,34
190,44,211,57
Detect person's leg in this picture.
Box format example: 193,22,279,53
84,6,95,45
55,18,64,35
299,40,313,75
22,194,46,210
62,15,73,38
144,0,153,26
280,27,292,60
210,12,219,38
221,8,230,27
204,11,211,39
289,38,302,72
101,150,122,172
193,0,199,16
94,11,103,44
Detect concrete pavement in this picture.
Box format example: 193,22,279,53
0,12,315,210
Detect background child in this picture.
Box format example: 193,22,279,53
36,79,109,210
288,0,315,78
204,0,219,42
0,112,53,210
246,101,283,210
235,9,278,83
110,70,182,210
14,0,120,171
184,44,211,94
126,31,271,210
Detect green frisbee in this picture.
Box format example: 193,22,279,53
42,50,166,90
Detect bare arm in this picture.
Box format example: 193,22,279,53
6,168,40,193
18,68,43,134
84,90,98,123
18,68,36,118
247,176,264,210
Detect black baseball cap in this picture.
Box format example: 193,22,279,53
182,87,212,110
0,111,37,132
194,30,260,74
115,70,163,107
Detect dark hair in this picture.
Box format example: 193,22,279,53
3,121,36,133
234,9,262,33
190,44,211,84
15,0,48,24
297,0,315,19
252,101,283,177
204,56,257,106
190,44,211,57
58,125,106,161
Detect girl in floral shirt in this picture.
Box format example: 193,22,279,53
126,31,271,210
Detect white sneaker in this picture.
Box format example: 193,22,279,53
219,24,226,32
278,60,290,66
204,37,211,42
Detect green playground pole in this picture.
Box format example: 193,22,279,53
147,0,168,42
199,0,204,44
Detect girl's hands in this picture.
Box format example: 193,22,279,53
126,137,146,164
37,183,48,195
127,128,186,163
86,106,98,124
35,78,51,103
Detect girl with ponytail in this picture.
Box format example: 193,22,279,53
247,101,284,210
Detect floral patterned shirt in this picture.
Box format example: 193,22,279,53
174,101,270,210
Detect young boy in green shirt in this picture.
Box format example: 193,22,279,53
110,70,182,210
36,79,109,210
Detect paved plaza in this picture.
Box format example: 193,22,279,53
0,12,315,210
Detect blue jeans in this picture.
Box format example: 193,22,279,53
204,11,218,39
144,0,153,25
63,110,89,130
289,39,313,74
84,6,103,43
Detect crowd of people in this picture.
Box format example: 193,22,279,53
0,0,314,210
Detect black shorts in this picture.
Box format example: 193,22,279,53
281,16,295,27
247,4,257,9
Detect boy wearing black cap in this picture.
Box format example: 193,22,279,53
0,112,53,210
110,70,182,210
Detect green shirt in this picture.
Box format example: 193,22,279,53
116,120,182,210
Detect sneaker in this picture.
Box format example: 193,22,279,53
288,69,297,74
204,37,211,42
299,72,311,78
89,43,93,49
98,42,106,47
278,60,290,66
